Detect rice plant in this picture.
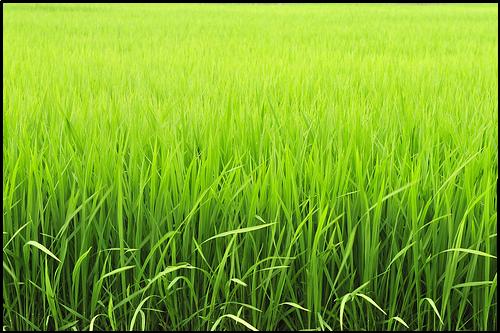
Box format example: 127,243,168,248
2,3,497,331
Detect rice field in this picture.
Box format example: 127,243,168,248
2,3,498,331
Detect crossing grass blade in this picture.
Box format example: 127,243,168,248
211,314,259,331
355,293,387,316
280,302,310,312
390,316,409,329
201,223,276,245
422,297,444,325
439,248,497,259
25,241,61,263
230,278,248,287
99,266,135,282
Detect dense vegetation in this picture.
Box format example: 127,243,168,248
3,3,498,331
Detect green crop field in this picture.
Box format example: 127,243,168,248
2,3,498,331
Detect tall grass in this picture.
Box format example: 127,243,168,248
3,3,498,331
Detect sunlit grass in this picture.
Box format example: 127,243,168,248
3,3,498,331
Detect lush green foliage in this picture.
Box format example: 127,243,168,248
3,3,498,331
